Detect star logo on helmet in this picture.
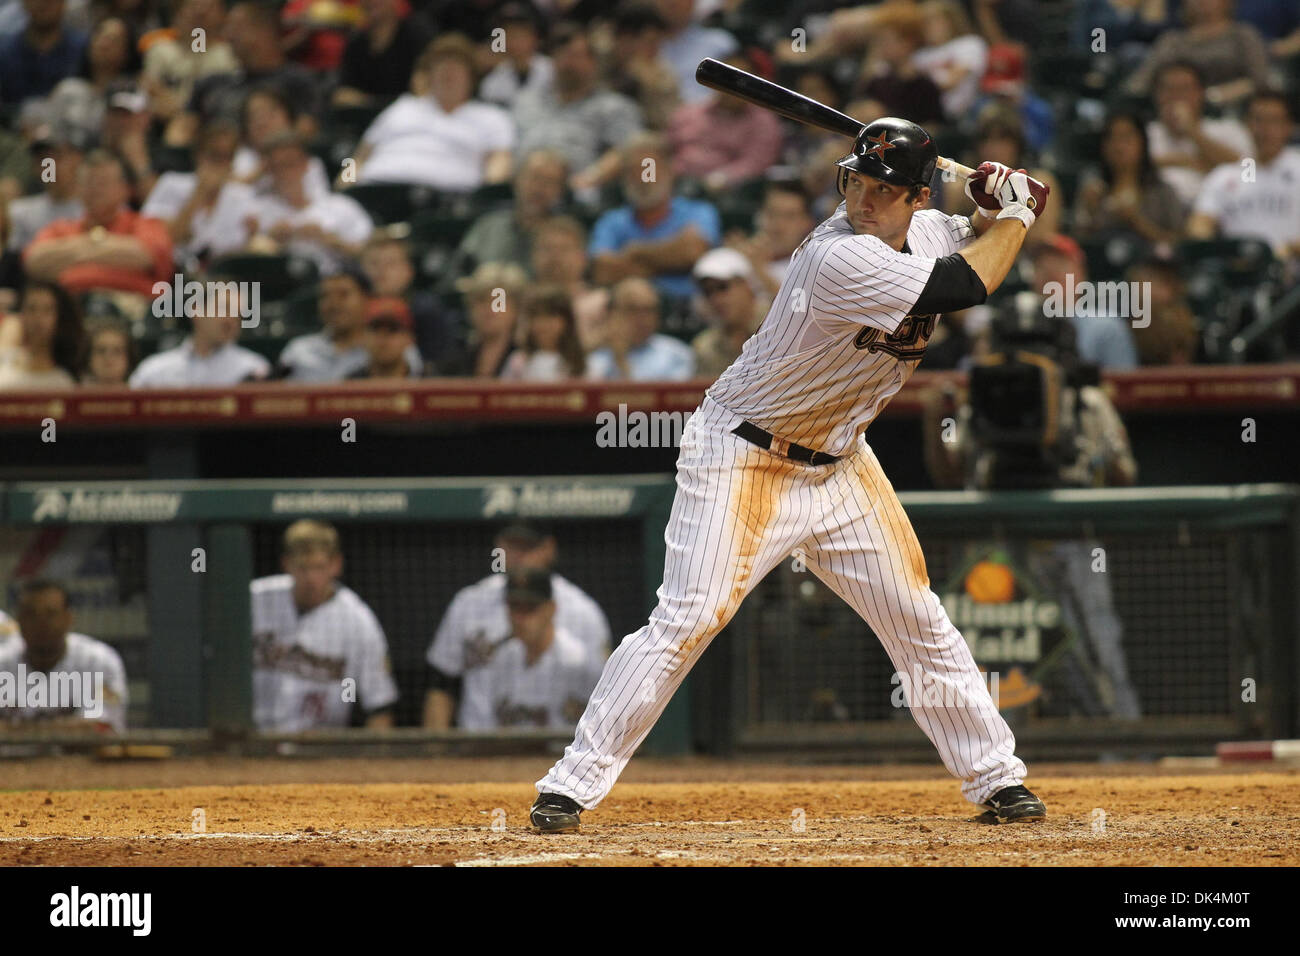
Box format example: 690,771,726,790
861,131,896,158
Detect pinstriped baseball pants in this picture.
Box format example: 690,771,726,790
537,396,1027,809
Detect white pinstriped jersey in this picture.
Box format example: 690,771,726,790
250,574,399,731
426,572,611,678
707,205,975,457
459,627,600,731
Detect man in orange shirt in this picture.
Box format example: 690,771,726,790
23,150,173,306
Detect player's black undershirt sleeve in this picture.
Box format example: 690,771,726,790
910,253,988,315
426,664,462,697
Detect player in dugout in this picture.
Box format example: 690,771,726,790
423,522,610,730
0,580,128,734
457,568,603,732
250,520,399,731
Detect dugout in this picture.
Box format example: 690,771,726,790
0,474,1295,761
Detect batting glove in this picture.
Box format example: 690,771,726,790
992,170,1051,228
964,161,1017,218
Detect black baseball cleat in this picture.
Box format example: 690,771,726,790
979,785,1047,824
531,793,584,833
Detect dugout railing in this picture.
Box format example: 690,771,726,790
1,479,1296,760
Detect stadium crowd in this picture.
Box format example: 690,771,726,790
0,0,1298,392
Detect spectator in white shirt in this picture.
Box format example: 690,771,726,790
142,120,258,269
277,265,423,381
502,284,588,381
247,131,374,274
353,33,515,192
655,0,739,105
0,280,82,390
233,87,330,198
1146,61,1253,209
586,276,695,381
1188,90,1300,272
477,1,554,110
129,280,270,386
911,0,988,121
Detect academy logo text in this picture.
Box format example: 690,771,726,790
50,886,151,936
32,488,182,523
482,482,635,517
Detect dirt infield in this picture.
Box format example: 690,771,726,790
0,758,1296,866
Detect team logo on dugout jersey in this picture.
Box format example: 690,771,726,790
853,313,937,360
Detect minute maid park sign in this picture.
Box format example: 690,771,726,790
938,547,1076,711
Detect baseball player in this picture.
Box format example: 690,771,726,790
423,522,611,729
250,520,399,732
0,580,128,733
532,118,1052,832
458,569,602,731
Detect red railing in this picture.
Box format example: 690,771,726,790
0,364,1295,429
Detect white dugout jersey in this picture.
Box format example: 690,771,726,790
250,574,399,732
427,572,611,678
0,632,128,732
458,627,600,731
708,205,975,457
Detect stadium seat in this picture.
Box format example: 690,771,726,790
714,178,767,233
242,335,296,364
1175,239,1277,288
207,253,320,302
1078,234,1150,283
408,208,475,248
466,181,513,211
933,128,971,168
275,284,322,336
151,143,195,175
320,103,384,144
341,182,443,226
1175,239,1280,362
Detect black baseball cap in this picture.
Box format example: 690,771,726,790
504,567,553,606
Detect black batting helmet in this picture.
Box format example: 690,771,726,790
835,117,937,195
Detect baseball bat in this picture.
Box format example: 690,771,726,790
694,58,975,180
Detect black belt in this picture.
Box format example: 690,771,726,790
731,421,840,466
